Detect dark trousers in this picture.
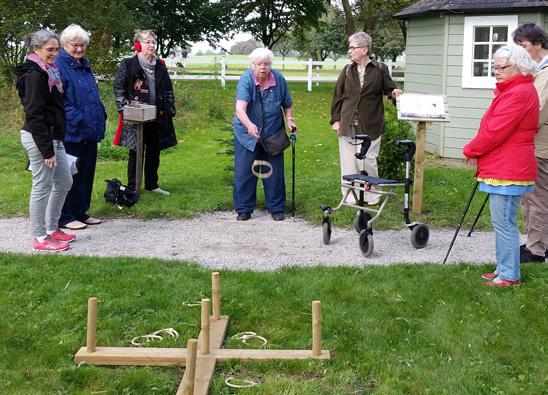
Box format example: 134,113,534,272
233,137,285,213
59,141,97,226
128,122,160,191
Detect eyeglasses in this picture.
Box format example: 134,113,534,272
348,46,365,51
492,64,512,72
142,40,157,46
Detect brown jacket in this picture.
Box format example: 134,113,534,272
330,60,396,140
534,62,548,159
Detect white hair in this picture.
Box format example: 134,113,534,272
60,24,90,46
249,48,274,66
494,43,537,75
349,32,372,52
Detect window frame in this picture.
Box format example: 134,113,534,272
461,15,519,89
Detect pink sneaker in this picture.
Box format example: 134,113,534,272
48,228,76,243
484,277,522,287
481,272,498,280
33,236,70,252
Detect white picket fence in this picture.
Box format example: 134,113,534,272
166,58,403,92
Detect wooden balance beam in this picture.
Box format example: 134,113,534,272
74,272,330,395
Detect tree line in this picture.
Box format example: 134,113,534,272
0,0,412,82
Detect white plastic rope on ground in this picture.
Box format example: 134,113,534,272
182,301,201,307
231,331,268,345
130,328,179,346
224,376,259,388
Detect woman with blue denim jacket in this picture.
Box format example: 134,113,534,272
233,48,297,221
55,24,106,230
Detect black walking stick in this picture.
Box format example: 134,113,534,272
467,193,489,237
290,128,297,218
443,181,479,264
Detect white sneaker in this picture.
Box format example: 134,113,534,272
151,187,171,196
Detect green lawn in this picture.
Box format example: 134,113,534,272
0,254,545,394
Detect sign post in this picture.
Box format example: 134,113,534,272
397,93,450,214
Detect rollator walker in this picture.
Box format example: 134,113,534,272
320,134,430,257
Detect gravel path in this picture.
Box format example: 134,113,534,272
0,211,523,270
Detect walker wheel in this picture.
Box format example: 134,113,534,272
322,219,332,245
410,223,429,249
359,229,374,257
354,211,372,233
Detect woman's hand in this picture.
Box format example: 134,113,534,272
465,157,477,166
247,123,260,139
331,121,341,134
287,117,297,132
44,156,57,168
391,89,403,98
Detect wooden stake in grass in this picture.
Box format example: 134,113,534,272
86,297,97,353
200,299,210,355
312,300,321,357
211,272,220,321
178,338,198,395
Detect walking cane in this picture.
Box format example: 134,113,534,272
467,193,489,237
290,128,297,219
442,181,479,264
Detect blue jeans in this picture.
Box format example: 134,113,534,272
233,136,286,213
489,193,521,281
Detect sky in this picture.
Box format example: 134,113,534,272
190,32,253,54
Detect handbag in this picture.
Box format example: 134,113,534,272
260,127,290,156
104,179,138,207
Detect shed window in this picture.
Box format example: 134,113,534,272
462,16,518,89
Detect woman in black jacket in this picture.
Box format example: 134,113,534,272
16,29,76,251
113,29,177,195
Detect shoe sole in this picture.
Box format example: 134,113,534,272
33,246,70,252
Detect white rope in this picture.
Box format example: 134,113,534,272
131,327,179,346
182,301,201,307
251,160,273,179
224,376,259,388
231,331,268,346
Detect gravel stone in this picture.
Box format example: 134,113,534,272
0,211,529,270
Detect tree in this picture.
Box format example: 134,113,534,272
272,35,293,64
338,0,414,61
228,0,327,48
230,39,261,55
292,4,347,62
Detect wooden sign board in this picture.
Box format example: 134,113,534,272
396,93,450,214
397,93,450,123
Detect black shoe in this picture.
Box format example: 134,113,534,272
271,212,285,221
520,247,545,263
236,212,251,221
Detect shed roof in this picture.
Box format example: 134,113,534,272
394,0,548,19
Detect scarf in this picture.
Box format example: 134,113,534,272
27,53,63,93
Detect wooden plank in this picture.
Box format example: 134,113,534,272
211,349,331,361
74,346,186,366
198,315,229,350
74,346,330,366
193,356,217,395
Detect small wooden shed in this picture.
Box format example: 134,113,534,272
395,0,548,158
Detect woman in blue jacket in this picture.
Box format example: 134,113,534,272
233,48,297,221
55,24,106,230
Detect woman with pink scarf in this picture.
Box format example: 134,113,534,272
16,30,76,252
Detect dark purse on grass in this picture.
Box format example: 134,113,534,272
260,127,290,156
104,179,138,207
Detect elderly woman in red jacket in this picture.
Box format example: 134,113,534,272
463,43,539,287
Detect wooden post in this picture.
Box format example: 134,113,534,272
135,123,144,197
200,299,210,355
179,339,198,395
86,297,97,353
311,301,321,357
412,121,427,215
211,272,220,321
